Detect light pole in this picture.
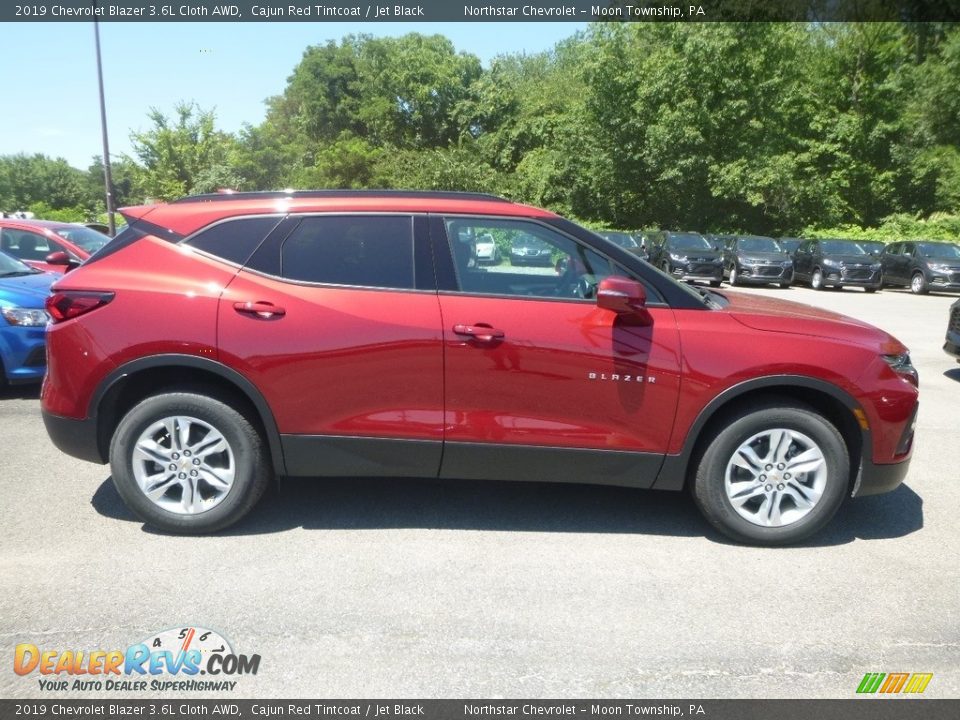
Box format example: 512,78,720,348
93,6,116,235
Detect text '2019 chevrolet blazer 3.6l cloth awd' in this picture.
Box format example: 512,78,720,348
41,192,919,545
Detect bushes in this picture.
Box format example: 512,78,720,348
804,213,960,243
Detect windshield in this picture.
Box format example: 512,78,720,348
737,236,781,253
917,242,960,259
858,241,885,254
54,226,110,253
779,239,801,252
600,232,638,248
668,233,712,251
821,240,866,255
0,250,38,276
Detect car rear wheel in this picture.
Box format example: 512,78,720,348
910,272,929,295
811,268,825,290
109,393,271,534
692,401,848,546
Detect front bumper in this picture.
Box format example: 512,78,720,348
853,457,912,497
0,325,46,384
42,409,105,464
737,264,793,284
823,267,881,288
928,271,960,291
670,263,723,283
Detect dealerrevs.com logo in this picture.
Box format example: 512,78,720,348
13,626,260,692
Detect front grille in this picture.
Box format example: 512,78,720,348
689,264,716,274
23,346,45,368
756,266,784,277
843,268,873,280
950,307,960,335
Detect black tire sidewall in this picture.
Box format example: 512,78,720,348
693,405,849,546
109,393,270,534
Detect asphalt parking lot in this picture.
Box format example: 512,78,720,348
1,284,957,700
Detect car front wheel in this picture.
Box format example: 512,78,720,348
692,401,849,546
109,392,271,534
811,268,825,290
729,265,741,286
910,272,929,295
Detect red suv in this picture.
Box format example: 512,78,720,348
41,191,919,544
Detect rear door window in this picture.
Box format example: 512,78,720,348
279,215,415,290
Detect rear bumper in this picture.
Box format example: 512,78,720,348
41,409,105,464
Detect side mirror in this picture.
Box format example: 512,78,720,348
597,276,652,324
45,251,78,273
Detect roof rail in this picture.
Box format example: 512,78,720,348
170,190,511,204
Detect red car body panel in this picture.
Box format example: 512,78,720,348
41,194,918,510
218,269,445,440
437,295,682,451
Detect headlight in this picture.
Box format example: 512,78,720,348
822,258,841,266
669,253,687,262
782,260,793,267
871,263,881,271
930,263,950,272
713,257,723,265
881,352,918,387
1,306,49,327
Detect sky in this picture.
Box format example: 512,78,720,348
0,21,588,170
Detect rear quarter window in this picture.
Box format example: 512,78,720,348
185,216,283,266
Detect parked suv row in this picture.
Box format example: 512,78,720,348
42,191,919,545
646,231,724,286
880,241,960,295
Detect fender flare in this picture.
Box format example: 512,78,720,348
654,375,868,491
90,354,286,475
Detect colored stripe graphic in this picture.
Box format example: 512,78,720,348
880,673,909,693
857,673,885,693
903,673,934,694
857,672,933,694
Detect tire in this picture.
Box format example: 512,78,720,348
709,280,722,288
109,392,272,534
864,287,878,294
661,261,671,275
691,401,849,546
729,265,741,286
811,268,825,290
779,281,792,289
910,272,929,295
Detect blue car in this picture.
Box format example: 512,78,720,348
0,250,53,384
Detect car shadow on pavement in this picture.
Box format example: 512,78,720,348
0,383,40,400
91,475,924,546
944,368,960,383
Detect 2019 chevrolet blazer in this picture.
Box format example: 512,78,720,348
42,191,919,545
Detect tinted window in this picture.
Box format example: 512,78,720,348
737,236,780,252
187,216,282,266
280,215,414,289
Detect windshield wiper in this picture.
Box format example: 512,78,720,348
0,270,34,278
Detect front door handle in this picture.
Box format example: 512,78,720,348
234,301,286,319
453,323,505,343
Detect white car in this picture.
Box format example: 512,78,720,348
474,233,501,263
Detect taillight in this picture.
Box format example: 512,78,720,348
45,292,115,323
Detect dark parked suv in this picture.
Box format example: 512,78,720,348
721,235,794,288
793,239,882,292
647,231,723,287
946,299,960,362
42,191,918,545
880,241,960,295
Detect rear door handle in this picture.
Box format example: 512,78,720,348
234,301,286,319
453,323,505,343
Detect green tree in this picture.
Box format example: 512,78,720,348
129,102,243,200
